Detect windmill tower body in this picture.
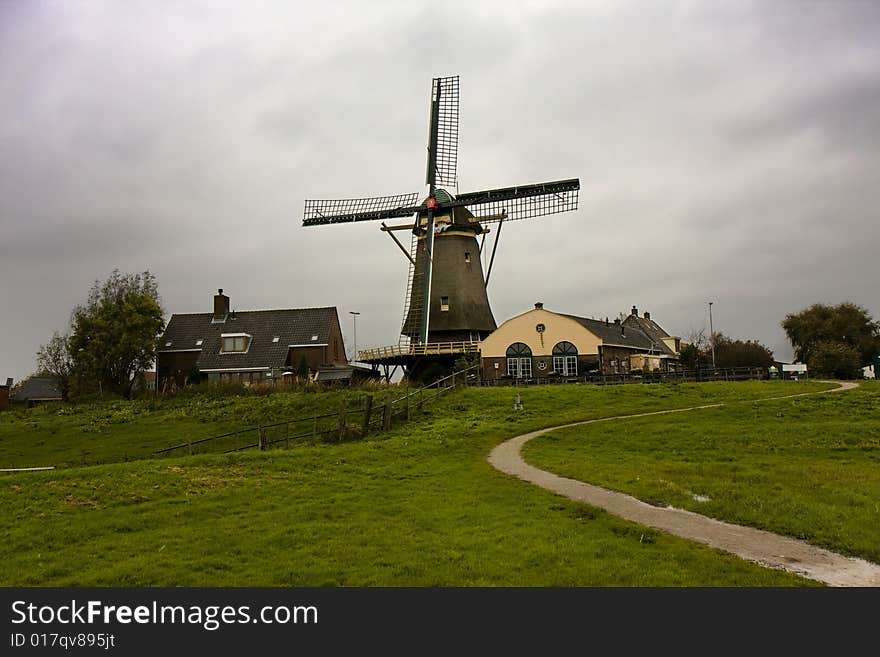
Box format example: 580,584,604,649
302,76,579,372
402,200,496,343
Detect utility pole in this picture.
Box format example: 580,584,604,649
708,301,716,369
349,311,360,362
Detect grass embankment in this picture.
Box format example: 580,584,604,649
0,387,379,468
525,380,879,563
0,380,835,586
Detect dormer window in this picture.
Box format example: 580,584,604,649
220,333,251,353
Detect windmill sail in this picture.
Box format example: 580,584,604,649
457,179,580,223
303,193,421,226
426,76,459,189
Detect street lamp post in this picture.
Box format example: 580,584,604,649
349,311,360,362
708,301,716,369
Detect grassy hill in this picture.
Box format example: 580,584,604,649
1,379,860,586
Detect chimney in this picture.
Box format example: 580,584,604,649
621,324,626,337
614,318,620,325
644,311,651,320
631,305,638,316
5,378,12,387
605,317,609,327
213,289,229,322
534,302,543,310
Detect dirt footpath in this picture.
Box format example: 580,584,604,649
488,381,880,586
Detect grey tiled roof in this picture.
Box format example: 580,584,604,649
13,376,63,401
158,307,339,371
622,313,672,343
562,314,676,355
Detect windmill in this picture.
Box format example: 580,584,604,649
303,76,579,374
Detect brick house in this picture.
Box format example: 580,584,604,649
156,290,347,390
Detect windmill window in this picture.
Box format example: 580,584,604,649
195,339,203,346
272,336,280,343
440,296,449,311
506,342,532,379
311,335,319,341
464,252,471,263
552,341,578,376
165,341,172,347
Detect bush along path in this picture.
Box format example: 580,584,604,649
488,381,880,587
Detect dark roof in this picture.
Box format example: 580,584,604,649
562,314,676,355
313,364,380,382
622,313,672,343
13,376,63,401
158,307,340,371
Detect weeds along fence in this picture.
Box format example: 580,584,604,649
480,366,770,387
154,364,480,458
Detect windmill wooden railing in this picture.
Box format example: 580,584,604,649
358,341,480,362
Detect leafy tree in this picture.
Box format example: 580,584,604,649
678,330,773,369
35,331,74,400
806,341,862,379
713,333,774,368
66,270,165,398
679,329,708,369
782,302,880,366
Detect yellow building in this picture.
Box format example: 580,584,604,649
480,303,680,381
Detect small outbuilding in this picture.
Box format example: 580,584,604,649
12,376,63,406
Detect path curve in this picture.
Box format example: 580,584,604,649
488,381,880,587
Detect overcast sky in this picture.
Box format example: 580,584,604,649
2,0,879,382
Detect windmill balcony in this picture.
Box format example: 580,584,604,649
358,341,480,363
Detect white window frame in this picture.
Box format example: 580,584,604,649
553,356,577,376
508,357,532,379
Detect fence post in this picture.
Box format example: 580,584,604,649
383,394,392,431
259,427,267,451
338,398,347,442
362,395,373,437
312,411,317,441
188,435,192,456
286,421,290,449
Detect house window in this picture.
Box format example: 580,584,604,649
220,335,250,353
440,296,449,312
506,342,532,379
552,341,578,376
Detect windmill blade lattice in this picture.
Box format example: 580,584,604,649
458,178,580,223
427,76,459,188
303,193,421,226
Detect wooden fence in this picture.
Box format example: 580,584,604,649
154,364,480,458
480,367,770,387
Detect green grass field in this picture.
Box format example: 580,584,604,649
0,380,855,586
524,380,880,563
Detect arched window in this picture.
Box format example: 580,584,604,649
506,342,532,379
552,341,578,376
